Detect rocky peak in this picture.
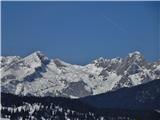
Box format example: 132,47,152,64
92,57,106,63
92,57,110,68
111,57,122,64
24,51,50,65
128,51,144,62
128,51,141,57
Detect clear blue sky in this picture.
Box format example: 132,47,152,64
2,2,160,64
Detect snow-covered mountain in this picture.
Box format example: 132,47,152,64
1,51,160,98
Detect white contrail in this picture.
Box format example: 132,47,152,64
101,14,127,33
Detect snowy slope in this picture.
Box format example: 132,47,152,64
1,51,160,98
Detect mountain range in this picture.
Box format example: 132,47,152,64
1,51,160,119
1,51,160,98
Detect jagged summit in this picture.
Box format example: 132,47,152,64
1,51,160,98
93,51,142,64
26,51,47,59
128,51,143,58
24,51,49,65
92,57,108,64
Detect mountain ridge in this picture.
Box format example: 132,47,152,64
1,51,160,98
